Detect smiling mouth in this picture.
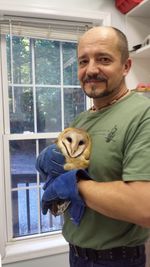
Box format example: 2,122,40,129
87,80,105,83
84,78,107,84
85,80,107,87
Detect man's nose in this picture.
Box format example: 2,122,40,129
86,60,99,75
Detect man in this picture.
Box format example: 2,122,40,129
36,26,150,267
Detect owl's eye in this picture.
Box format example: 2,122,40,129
79,140,84,146
66,137,72,143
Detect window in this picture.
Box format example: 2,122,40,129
0,11,110,263
3,23,87,239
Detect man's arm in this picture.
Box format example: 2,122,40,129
78,179,150,227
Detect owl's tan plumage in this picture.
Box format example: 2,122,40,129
56,127,91,170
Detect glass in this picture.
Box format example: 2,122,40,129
36,87,62,132
39,138,55,153
64,87,86,128
7,36,32,84
10,140,37,188
63,42,79,85
40,186,64,233
38,138,56,184
9,86,34,133
34,40,60,85
38,140,64,233
12,187,39,237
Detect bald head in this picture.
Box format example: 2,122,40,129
78,26,129,63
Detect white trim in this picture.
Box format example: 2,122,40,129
1,35,10,134
31,38,38,133
4,132,60,140
2,233,69,264
3,135,13,240
0,43,7,258
60,42,65,130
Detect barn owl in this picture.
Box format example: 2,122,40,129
50,127,92,216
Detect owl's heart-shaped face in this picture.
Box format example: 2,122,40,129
61,131,88,158
57,128,91,159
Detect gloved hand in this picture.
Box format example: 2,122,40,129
36,143,66,180
41,173,71,216
36,143,69,216
36,143,91,225
42,169,91,225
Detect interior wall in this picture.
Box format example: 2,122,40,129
0,1,125,267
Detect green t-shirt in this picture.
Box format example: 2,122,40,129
62,91,150,249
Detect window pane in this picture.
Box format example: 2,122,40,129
64,87,86,128
63,42,79,85
38,140,64,232
39,138,55,153
36,87,62,132
9,86,34,133
34,40,60,85
12,187,39,237
38,139,56,184
40,186,64,233
10,140,36,188
10,139,64,237
7,36,32,84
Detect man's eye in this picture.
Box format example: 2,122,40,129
98,57,111,64
78,59,88,66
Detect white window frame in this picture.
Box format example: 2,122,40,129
0,7,111,264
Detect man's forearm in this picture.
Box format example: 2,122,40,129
78,179,150,227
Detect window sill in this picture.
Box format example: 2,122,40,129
2,233,69,264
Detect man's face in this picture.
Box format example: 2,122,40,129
77,28,130,99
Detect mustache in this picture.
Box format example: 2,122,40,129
83,75,107,83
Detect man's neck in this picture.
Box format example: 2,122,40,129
92,87,129,111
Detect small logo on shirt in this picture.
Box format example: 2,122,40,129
105,125,118,142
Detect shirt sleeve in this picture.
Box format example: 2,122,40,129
123,112,150,182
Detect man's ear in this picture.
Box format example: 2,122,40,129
123,58,132,76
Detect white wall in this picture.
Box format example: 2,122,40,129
0,1,125,267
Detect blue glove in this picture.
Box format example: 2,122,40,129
36,143,69,216
36,143,66,180
42,169,91,225
41,174,71,216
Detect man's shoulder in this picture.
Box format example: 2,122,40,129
129,91,150,106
